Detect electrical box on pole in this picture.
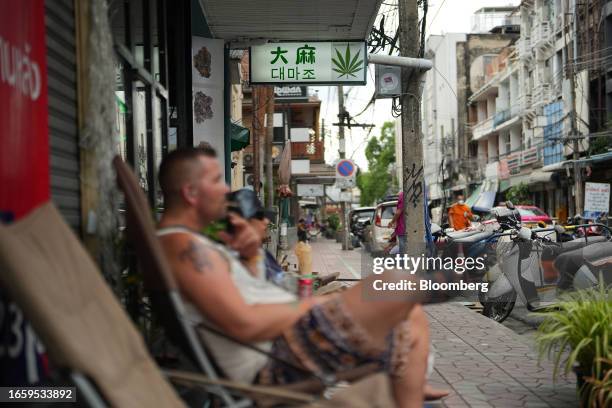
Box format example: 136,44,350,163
375,65,402,98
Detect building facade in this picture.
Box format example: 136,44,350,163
465,0,612,220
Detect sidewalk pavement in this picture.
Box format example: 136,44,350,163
285,238,578,408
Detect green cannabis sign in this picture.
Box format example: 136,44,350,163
250,41,367,85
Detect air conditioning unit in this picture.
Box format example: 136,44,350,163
243,153,254,167
244,173,262,189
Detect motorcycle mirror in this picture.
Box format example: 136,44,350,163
506,201,515,210
554,224,566,234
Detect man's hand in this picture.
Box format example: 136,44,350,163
218,213,260,259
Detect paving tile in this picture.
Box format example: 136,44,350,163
288,239,580,407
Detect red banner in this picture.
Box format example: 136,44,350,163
0,0,49,221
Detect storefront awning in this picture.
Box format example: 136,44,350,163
499,179,511,192
230,123,250,151
528,170,552,185
541,151,612,172
509,174,530,186
450,184,467,192
198,0,383,41
471,178,498,212
466,184,482,208
472,191,496,213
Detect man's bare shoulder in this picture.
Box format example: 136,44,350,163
158,232,228,275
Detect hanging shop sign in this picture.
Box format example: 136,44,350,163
250,41,367,85
297,184,324,197
192,36,226,179
0,0,48,222
520,147,539,166
274,85,308,99
507,153,521,175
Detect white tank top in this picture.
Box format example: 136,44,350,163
157,226,297,383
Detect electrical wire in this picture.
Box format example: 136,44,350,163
426,0,446,37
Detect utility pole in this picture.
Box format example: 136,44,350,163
566,0,584,215
320,119,327,221
265,86,274,208
398,0,426,255
252,86,261,196
337,85,350,250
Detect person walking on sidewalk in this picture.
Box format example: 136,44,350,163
297,218,308,242
388,191,406,254
447,194,473,231
156,147,453,407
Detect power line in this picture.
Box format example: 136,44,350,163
426,0,447,36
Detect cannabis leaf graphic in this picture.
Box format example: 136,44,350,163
331,44,363,78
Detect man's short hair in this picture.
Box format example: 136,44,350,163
158,146,217,207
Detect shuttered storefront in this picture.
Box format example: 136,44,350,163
45,0,80,229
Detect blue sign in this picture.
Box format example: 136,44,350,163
337,160,355,177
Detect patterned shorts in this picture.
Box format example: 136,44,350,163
255,296,412,385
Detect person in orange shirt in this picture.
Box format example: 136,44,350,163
447,194,474,230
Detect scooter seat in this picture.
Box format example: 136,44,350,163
452,230,495,244
560,236,606,252
446,230,484,240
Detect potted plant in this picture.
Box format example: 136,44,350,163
535,279,611,406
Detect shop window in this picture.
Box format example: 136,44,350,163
108,0,169,207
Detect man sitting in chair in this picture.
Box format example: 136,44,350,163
157,147,450,408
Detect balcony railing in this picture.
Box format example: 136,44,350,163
493,104,521,127
493,109,511,127
533,83,552,106
471,116,495,141
518,37,532,60
553,14,563,33
519,94,533,113
532,22,551,48
291,141,324,162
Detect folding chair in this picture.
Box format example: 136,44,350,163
113,156,394,407
0,203,316,407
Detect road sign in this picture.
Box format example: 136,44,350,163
336,159,356,177
335,159,357,189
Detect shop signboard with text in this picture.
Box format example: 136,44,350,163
250,41,367,85
584,182,610,220
0,0,49,387
0,0,49,222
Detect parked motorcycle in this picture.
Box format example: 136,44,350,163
480,206,612,322
350,219,370,248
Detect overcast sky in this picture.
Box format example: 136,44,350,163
315,0,520,171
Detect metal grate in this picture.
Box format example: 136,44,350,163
45,0,80,229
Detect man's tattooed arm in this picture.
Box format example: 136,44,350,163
178,240,216,274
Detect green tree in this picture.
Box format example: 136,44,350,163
357,122,396,206
506,182,532,205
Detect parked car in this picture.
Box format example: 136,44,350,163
349,207,376,230
363,200,397,255
482,205,552,229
